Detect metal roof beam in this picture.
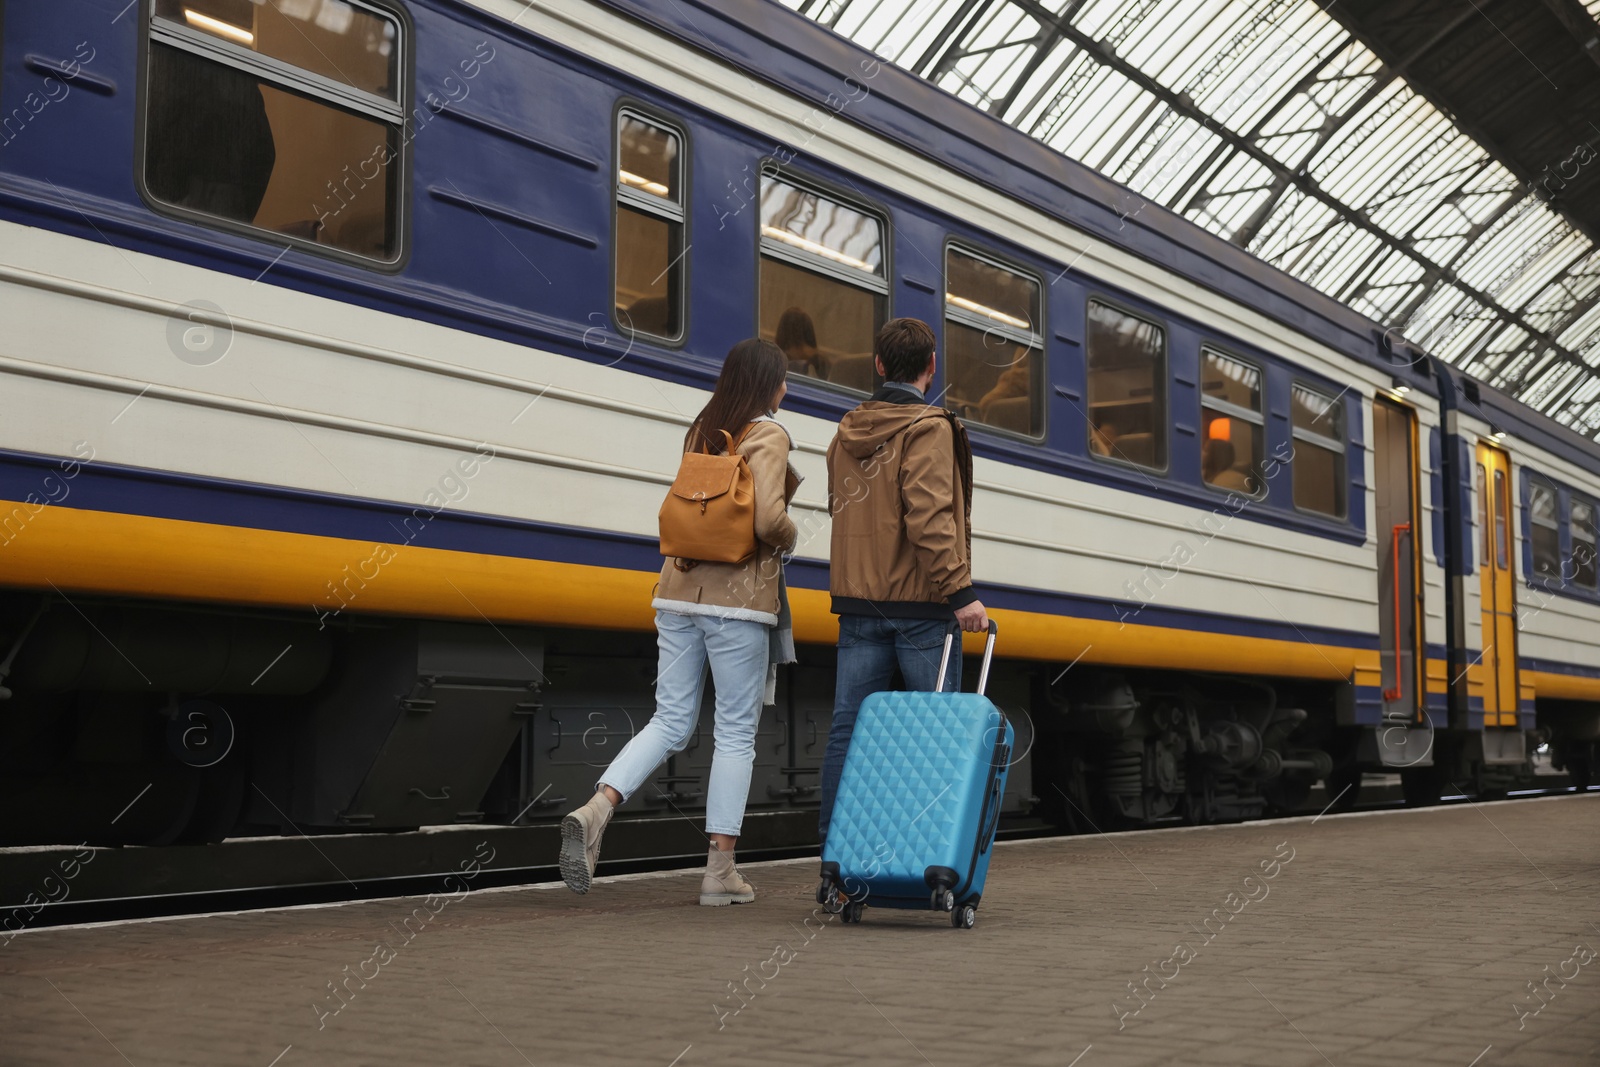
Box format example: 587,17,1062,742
1537,266,1600,340
794,0,1600,435
1325,2,1600,248
990,0,1092,117
987,1,1593,382
1211,6,1476,248
1540,0,1600,71
915,0,1003,80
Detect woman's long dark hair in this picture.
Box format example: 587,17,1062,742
687,339,786,453
775,307,816,352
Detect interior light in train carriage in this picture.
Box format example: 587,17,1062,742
760,226,877,272
945,294,1032,330
184,8,255,46
619,170,672,198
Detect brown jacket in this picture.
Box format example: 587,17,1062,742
827,385,976,618
654,418,799,624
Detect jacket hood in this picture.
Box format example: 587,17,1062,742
836,402,931,458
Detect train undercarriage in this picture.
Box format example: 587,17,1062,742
1034,671,1337,829
1036,665,1600,829
0,592,1594,848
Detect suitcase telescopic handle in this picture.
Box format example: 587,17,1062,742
935,620,998,696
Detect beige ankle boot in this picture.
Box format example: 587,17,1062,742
700,844,755,906
559,792,615,894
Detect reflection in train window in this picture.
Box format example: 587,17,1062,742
944,247,1043,437
143,0,404,261
1528,479,1561,581
1199,349,1262,495
1290,383,1345,517
1476,463,1489,567
759,174,886,394
615,112,684,340
1493,468,1509,570
152,0,399,97
1086,300,1166,469
1574,497,1598,588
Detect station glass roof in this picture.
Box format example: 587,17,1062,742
781,0,1600,438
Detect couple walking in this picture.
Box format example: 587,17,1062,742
559,318,989,904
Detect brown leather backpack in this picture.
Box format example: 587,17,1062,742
659,427,757,566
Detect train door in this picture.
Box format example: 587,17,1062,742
1474,442,1518,726
1373,398,1422,740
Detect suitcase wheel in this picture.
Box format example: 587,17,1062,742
930,889,956,913
841,901,864,924
951,904,977,930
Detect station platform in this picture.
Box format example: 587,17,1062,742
3,794,1596,1067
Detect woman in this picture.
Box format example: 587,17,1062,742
775,305,820,378
559,339,799,905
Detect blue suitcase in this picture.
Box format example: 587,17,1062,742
818,622,1012,929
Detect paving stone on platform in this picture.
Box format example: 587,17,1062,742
2,794,1597,1067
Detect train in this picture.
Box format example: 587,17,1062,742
0,0,1596,848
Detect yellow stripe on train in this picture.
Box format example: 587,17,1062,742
1,499,1399,684
1525,672,1600,701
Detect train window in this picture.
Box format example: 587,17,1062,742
1290,383,1345,517
1086,300,1166,469
1528,480,1561,582
944,247,1043,437
1199,349,1263,495
1493,468,1509,571
1574,498,1598,588
759,174,886,394
143,0,405,262
615,111,684,340
1476,463,1490,567
1568,495,1593,588
152,0,398,98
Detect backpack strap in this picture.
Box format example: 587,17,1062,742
907,408,974,562
697,426,753,455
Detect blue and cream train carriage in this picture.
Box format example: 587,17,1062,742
0,0,1595,845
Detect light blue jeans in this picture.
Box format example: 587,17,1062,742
598,609,769,836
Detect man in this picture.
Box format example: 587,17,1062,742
816,317,989,845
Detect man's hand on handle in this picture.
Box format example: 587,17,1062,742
953,599,989,633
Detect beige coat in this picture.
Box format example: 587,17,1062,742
653,419,799,625
826,392,976,618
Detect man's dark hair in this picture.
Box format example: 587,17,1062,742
875,318,936,383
